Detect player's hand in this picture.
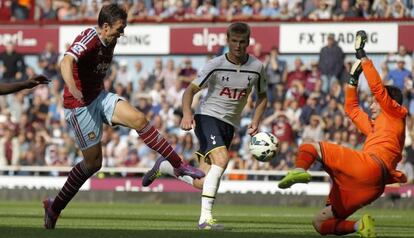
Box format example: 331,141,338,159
247,123,259,136
25,75,50,88
69,86,84,103
355,30,367,59
348,59,362,87
180,114,195,131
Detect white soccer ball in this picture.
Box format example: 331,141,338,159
249,132,279,162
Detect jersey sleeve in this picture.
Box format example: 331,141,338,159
65,28,97,62
344,86,373,136
255,65,267,95
362,59,408,119
191,59,216,89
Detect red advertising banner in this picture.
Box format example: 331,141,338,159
0,28,59,54
170,26,279,54
398,25,414,53
90,178,199,193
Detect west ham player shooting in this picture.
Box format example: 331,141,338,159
43,4,204,229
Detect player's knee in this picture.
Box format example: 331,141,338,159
84,158,102,173
299,143,321,159
135,116,148,130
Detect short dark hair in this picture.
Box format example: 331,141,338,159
227,22,250,38
98,4,127,27
385,85,403,105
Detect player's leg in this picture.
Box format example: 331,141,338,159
110,97,204,179
44,102,105,229
198,147,228,230
278,142,321,188
313,205,358,236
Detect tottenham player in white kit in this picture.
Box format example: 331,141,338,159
142,22,268,229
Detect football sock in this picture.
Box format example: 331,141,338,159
52,161,94,214
319,218,356,235
137,123,182,168
199,165,224,223
159,160,195,185
295,143,318,170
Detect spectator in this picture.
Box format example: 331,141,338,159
318,33,344,93
39,0,57,20
264,47,287,103
387,57,411,90
38,41,59,80
128,0,148,20
302,114,325,143
333,0,357,20
286,57,307,88
252,43,266,62
0,128,20,166
309,0,332,20
196,0,219,20
159,58,178,90
355,0,373,19
0,42,26,82
0,0,11,21
178,57,197,89
11,0,31,20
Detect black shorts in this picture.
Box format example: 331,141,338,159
194,114,235,158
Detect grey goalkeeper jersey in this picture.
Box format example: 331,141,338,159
192,54,268,128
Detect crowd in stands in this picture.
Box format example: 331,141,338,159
2,0,414,22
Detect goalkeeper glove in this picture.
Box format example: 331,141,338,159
348,59,362,87
355,30,367,59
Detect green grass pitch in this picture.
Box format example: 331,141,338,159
0,201,412,237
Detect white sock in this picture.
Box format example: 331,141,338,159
178,175,194,185
159,160,175,176
199,164,224,224
159,160,194,185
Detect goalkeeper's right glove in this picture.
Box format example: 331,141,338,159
355,30,367,59
348,59,362,87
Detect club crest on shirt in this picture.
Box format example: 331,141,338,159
88,132,96,140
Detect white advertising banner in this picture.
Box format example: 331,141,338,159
0,176,90,190
219,181,330,195
279,23,398,53
59,25,169,55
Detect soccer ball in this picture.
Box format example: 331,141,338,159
249,132,279,162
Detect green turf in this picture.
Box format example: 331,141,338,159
0,201,412,238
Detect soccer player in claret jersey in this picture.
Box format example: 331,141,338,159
142,22,268,230
278,31,407,238
42,4,204,229
0,75,49,95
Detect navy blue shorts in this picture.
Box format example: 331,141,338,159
194,114,234,158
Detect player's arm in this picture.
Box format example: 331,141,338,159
344,59,373,136
60,55,83,102
361,59,407,118
248,65,269,135
355,30,407,118
0,75,49,95
248,92,267,135
181,83,201,131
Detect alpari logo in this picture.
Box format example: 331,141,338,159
0,31,37,46
192,28,256,52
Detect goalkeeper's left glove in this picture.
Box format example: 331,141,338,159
355,30,367,59
348,59,362,87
